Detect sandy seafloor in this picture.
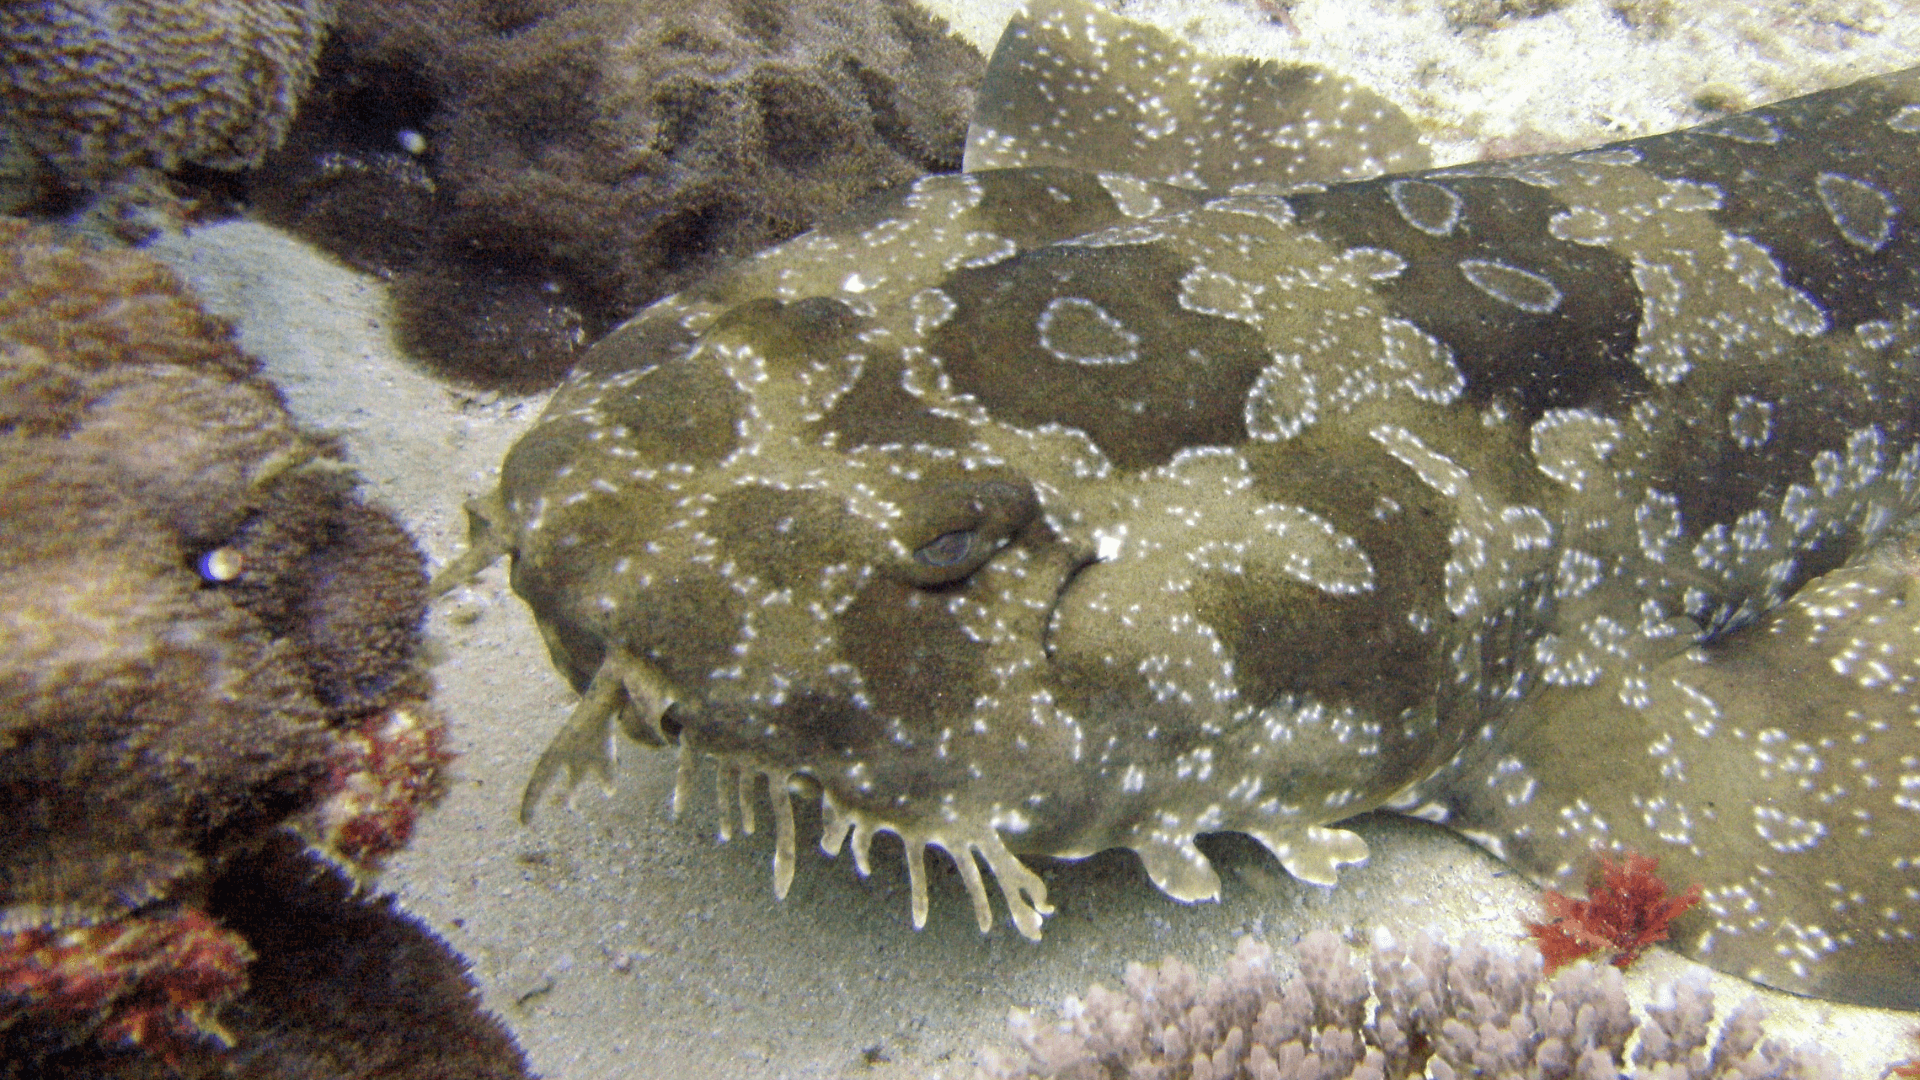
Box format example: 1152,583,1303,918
137,0,1920,1075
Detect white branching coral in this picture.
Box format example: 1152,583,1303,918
0,0,334,183
977,929,1840,1080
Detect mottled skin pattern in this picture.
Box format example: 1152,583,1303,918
448,0,1920,1009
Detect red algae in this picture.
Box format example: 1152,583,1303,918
1526,850,1701,972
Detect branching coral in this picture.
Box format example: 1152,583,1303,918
0,0,336,185
249,0,983,390
978,929,1841,1080
1527,850,1703,973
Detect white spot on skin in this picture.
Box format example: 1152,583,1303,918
1457,258,1562,314
1549,206,1613,246
1530,409,1622,491
1097,172,1165,218
1177,266,1263,326
1656,178,1723,213
1856,319,1898,350
1704,112,1783,145
1636,490,1683,563
1815,172,1898,253
945,232,1021,271
1570,147,1640,167
1729,395,1775,450
1245,353,1317,440
1341,246,1408,281
1246,503,1376,595
1553,548,1604,600
1203,194,1296,231
1755,805,1828,854
1037,296,1141,365
1387,179,1464,237
910,287,958,336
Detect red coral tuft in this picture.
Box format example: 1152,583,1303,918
300,703,454,871
0,907,252,1066
1525,849,1701,972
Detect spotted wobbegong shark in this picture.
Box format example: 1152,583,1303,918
439,0,1920,1009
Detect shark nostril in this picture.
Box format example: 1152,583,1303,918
658,705,687,742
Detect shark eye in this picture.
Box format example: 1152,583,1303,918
914,529,977,568
898,475,1041,586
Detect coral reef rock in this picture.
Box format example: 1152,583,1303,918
6,836,532,1080
0,0,336,185
978,929,1841,1080
205,835,531,1080
0,217,474,1074
249,0,984,391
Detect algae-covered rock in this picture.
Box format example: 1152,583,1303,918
250,0,984,390
0,218,488,1075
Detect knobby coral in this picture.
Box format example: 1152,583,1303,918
978,929,1840,1080
1527,850,1703,973
0,0,336,184
248,0,983,390
0,217,490,1076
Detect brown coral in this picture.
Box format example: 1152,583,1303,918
205,835,531,1080
979,929,1840,1080
0,0,335,185
213,467,430,717
0,439,338,929
248,0,983,390
5,837,531,1080
0,217,464,1072
0,218,253,381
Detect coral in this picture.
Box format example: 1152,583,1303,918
204,835,531,1080
1526,850,1702,973
6,837,531,1080
0,0,335,185
978,929,1840,1080
297,704,453,870
247,0,983,391
213,466,430,717
0,217,465,1073
0,217,256,383
0,439,339,927
0,908,252,1069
